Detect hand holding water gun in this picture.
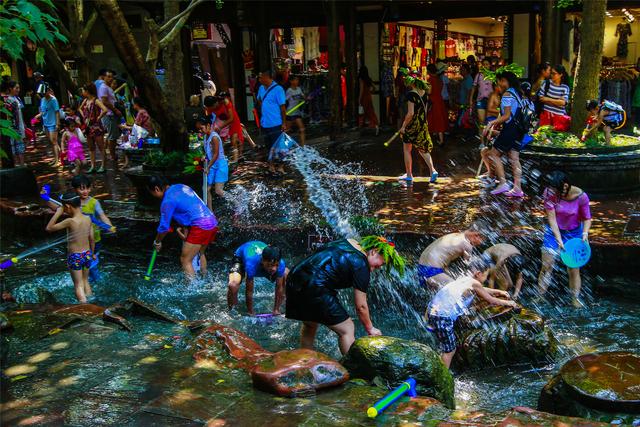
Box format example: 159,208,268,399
40,185,116,234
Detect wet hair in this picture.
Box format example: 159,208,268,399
496,71,523,96
146,175,169,192
60,192,81,208
261,246,282,263
552,64,568,85
536,62,551,75
586,99,599,111
83,82,98,97
71,174,92,189
203,95,216,107
504,254,525,285
546,170,571,197
469,254,494,274
0,76,18,93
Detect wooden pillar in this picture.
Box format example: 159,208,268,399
542,0,562,65
255,2,270,72
327,0,341,140
345,2,358,127
230,8,248,120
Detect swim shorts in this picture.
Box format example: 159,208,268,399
476,98,488,110
67,250,93,271
207,159,229,185
285,281,349,326
417,264,445,280
542,224,583,255
428,314,457,353
185,226,218,246
229,255,244,276
43,124,58,133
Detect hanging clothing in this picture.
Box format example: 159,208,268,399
304,27,320,61
427,75,448,133
616,23,632,58
293,28,304,55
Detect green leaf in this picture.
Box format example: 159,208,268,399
35,47,44,65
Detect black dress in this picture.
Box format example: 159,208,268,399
285,239,370,326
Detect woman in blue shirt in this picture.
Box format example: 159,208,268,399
35,85,61,166
484,72,526,198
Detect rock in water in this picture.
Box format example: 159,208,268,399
0,312,12,331
539,352,640,425
194,324,273,369
341,336,455,408
251,349,349,397
454,308,558,370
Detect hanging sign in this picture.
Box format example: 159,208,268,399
191,22,209,40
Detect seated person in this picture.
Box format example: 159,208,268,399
427,256,517,368
418,228,485,289
582,99,626,145
483,243,525,300
227,241,287,315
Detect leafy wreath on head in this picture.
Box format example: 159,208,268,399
398,67,430,91
359,235,406,276
479,63,525,83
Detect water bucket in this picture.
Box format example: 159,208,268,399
560,238,591,268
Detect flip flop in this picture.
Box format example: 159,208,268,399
504,189,525,198
398,175,413,181
490,183,511,195
430,172,439,183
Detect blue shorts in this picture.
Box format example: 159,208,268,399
476,98,488,110
542,224,583,255
67,250,93,271
428,315,457,353
417,264,445,280
43,124,58,133
485,116,497,125
207,159,228,185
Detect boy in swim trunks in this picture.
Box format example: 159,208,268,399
227,241,288,315
427,256,516,368
45,192,95,303
418,229,485,289
483,243,525,300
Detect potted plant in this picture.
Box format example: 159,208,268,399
142,151,185,173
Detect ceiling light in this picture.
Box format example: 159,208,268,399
622,8,627,12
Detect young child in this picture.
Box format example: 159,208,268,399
417,228,485,289
45,192,95,303
483,243,525,300
582,99,626,145
285,76,306,146
427,256,517,368
61,117,87,175
196,115,228,209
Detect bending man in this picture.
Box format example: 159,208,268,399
286,236,405,355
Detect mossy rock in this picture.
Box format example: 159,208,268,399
341,336,455,408
454,308,558,370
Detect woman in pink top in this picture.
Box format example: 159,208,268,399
469,58,493,126
538,171,592,307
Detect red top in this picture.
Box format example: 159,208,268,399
213,99,243,141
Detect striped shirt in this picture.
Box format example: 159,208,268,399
537,82,570,115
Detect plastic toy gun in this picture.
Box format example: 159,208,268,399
41,185,116,233
367,378,417,418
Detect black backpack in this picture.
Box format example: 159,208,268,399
507,88,537,135
534,79,550,116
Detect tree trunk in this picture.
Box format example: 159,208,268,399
570,0,606,135
345,1,358,127
162,0,186,140
42,41,77,104
327,0,341,140
542,0,562,65
94,0,185,152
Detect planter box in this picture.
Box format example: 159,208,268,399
124,166,203,210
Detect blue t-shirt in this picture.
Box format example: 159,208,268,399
39,96,59,128
500,90,520,124
459,75,473,105
257,82,285,128
234,241,286,280
158,184,217,233
204,130,226,165
94,79,104,90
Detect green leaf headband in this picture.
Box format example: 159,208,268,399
399,67,429,91
360,235,406,276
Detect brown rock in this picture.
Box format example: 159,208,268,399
250,349,349,397
52,303,105,317
194,324,272,369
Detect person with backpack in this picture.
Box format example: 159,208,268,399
483,71,531,198
582,99,626,145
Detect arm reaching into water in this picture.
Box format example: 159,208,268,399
473,281,517,307
354,289,381,336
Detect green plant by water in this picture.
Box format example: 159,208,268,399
143,150,184,168
532,126,639,149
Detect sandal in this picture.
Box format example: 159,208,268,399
490,183,511,195
504,189,525,198
430,172,439,183
398,174,413,181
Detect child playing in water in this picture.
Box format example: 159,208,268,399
418,228,485,289
60,117,86,175
582,99,626,145
45,192,95,303
483,243,525,300
427,256,517,368
196,115,228,209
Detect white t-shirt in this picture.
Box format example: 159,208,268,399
202,80,217,99
285,87,304,117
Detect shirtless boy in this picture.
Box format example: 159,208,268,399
483,243,525,299
418,229,485,288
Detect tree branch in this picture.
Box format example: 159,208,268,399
144,17,160,71
158,0,204,34
80,10,98,45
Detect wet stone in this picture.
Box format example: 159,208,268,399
341,336,455,408
193,324,273,370
250,348,349,397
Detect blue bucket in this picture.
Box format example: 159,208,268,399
560,238,591,268
146,137,160,145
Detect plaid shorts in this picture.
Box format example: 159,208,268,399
429,315,457,353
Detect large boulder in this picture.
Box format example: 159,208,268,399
538,352,640,425
341,336,455,408
251,348,349,397
454,308,558,370
194,324,273,369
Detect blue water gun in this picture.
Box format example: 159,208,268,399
41,185,116,233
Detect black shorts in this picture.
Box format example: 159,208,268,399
229,256,244,276
493,122,524,153
285,279,349,326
